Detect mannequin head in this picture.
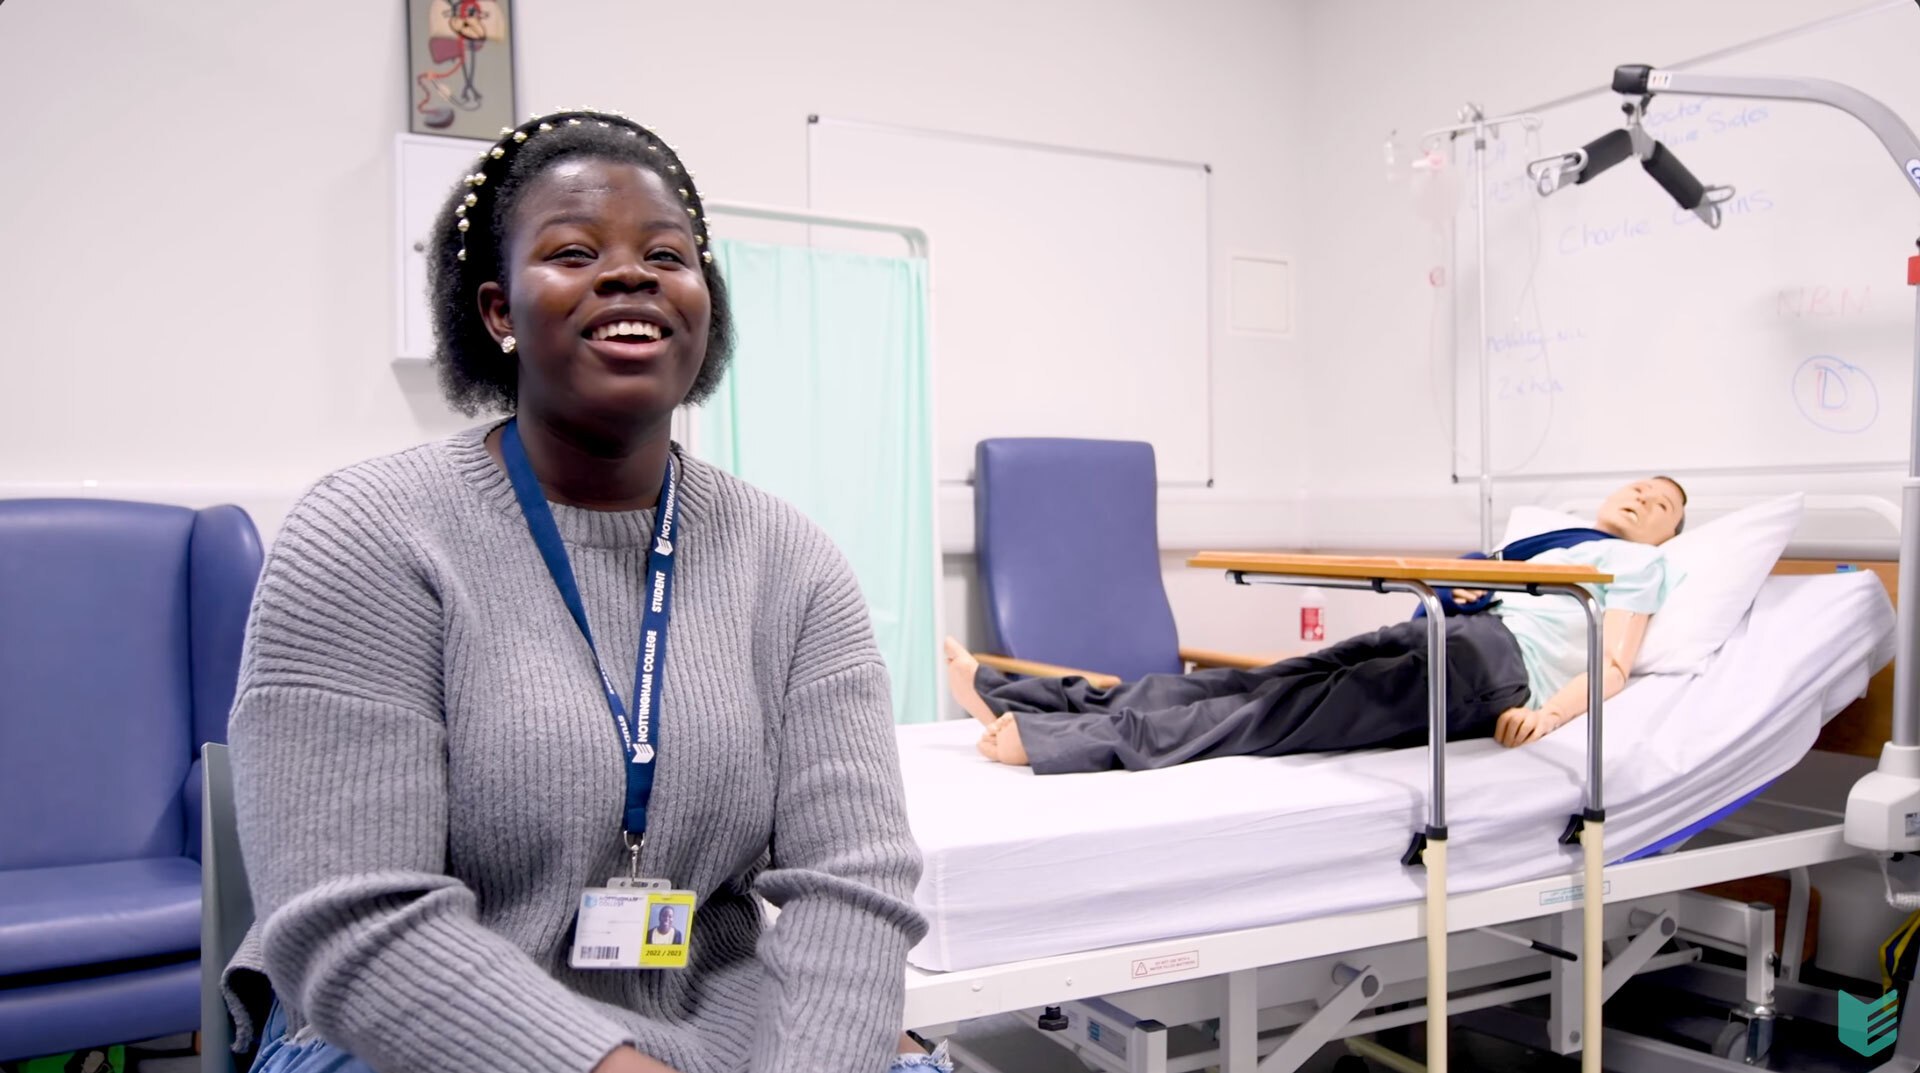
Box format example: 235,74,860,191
1595,477,1687,545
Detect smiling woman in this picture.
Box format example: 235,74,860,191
428,113,733,423
220,110,942,1073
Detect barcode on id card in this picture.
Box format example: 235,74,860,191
580,946,621,960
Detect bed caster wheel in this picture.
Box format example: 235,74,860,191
1713,1017,1773,1067
1037,1005,1069,1031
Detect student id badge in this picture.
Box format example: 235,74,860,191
570,880,697,970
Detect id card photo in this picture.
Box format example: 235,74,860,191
640,891,695,967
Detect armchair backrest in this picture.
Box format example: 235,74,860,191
0,499,262,870
974,438,1183,682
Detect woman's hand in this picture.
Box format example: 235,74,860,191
592,1046,680,1073
1495,706,1564,747
1452,589,1486,606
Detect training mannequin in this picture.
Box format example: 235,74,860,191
946,478,1687,774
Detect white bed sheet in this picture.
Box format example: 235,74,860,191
900,572,1895,972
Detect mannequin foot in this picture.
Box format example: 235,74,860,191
976,714,1030,766
944,637,998,727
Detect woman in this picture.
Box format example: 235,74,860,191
224,110,941,1073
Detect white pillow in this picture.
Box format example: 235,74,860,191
1496,494,1803,675
1635,494,1802,675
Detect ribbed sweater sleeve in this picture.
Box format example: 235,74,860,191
749,556,926,1071
228,473,637,1073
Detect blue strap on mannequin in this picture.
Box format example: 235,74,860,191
1414,528,1616,618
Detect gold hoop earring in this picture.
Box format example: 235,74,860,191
500,335,516,354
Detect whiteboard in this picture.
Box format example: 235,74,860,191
1455,2,1920,480
808,118,1213,485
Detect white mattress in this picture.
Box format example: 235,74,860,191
900,572,1895,971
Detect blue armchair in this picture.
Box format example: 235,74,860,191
972,438,1269,686
0,499,262,1062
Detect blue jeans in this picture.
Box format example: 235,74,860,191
251,1003,372,1073
251,1002,953,1073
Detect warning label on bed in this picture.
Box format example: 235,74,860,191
1539,881,1611,906
1130,951,1200,978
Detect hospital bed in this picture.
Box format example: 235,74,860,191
898,561,1897,1072
898,61,1920,1072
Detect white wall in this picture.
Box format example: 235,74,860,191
4,0,1899,669
1295,0,1883,551
0,0,1313,668
6,0,1907,984
0,2,474,534
510,0,1314,513
1294,0,1911,981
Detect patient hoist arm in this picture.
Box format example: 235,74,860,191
1527,79,1735,228
1527,65,1920,861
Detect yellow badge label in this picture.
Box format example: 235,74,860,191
638,890,697,968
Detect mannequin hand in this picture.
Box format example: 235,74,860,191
592,1046,680,1073
1495,706,1564,747
1452,589,1486,605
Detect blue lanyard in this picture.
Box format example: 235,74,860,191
500,418,679,842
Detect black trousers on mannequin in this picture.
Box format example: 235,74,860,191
979,614,1532,774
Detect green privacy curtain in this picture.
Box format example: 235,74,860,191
699,238,938,724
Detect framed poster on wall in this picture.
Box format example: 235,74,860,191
406,0,515,138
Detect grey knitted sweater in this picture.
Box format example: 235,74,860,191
224,423,925,1073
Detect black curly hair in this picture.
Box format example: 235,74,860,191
425,109,734,416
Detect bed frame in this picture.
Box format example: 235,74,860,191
1780,559,1900,759
903,556,1897,1073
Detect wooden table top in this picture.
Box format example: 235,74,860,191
1187,551,1611,586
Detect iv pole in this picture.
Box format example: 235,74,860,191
1424,105,1539,554
1530,65,1920,1073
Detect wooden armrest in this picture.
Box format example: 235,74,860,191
1178,646,1283,672
1186,551,1611,587
975,652,1122,690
